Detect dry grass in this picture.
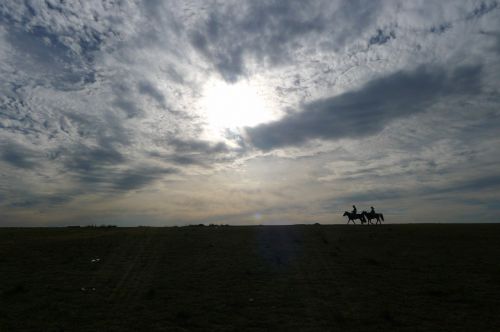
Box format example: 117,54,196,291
1,224,499,331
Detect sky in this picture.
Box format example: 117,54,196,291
1,0,500,226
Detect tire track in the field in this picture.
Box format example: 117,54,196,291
287,227,327,326
307,228,356,326
119,231,163,303
255,227,319,323
83,230,138,295
107,230,154,303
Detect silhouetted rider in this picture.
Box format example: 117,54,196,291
370,206,376,215
352,205,357,215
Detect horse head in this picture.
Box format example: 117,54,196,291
343,211,349,216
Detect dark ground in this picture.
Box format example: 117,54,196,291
1,224,499,331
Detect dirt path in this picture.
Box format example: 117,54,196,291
107,230,160,304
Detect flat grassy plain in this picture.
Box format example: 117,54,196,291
1,224,499,331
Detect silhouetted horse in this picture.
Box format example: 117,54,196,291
362,211,384,224
343,211,366,224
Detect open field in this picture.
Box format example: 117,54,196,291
1,224,499,331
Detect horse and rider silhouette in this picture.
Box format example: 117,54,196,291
343,205,385,225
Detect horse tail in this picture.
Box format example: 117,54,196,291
380,213,384,221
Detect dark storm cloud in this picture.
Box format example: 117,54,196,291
246,64,482,150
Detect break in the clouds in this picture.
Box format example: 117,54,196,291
1,0,499,225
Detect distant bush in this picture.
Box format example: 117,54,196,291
186,223,230,227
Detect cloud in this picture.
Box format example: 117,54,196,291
1,0,500,225
113,98,144,119
246,64,483,150
8,192,75,209
430,22,453,34
425,173,500,195
1,142,38,169
332,173,500,207
189,0,382,81
155,138,237,167
369,28,396,46
113,167,178,191
169,138,230,154
465,1,498,20
64,145,124,174
57,142,178,193
137,81,166,108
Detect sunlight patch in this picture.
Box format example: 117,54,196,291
199,79,276,134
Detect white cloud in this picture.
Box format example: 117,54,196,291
1,0,500,224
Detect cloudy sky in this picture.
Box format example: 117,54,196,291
1,0,500,226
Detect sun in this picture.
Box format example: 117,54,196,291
199,79,275,132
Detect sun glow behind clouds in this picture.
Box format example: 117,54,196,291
200,79,276,132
